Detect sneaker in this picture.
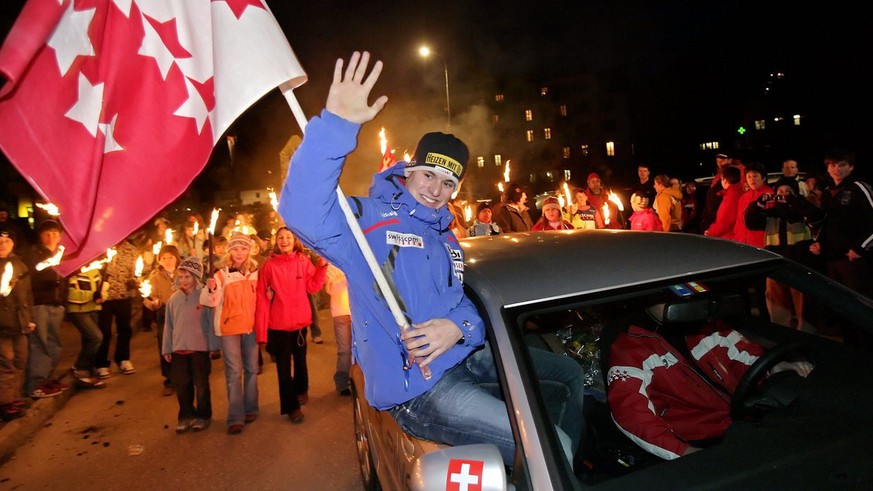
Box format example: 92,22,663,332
45,379,69,391
95,367,111,379
297,393,309,405
227,423,244,435
244,413,258,424
75,377,105,389
288,409,304,424
162,386,175,397
119,360,135,375
175,419,192,434
30,386,62,398
192,418,211,432
312,336,324,344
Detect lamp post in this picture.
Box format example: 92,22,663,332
418,46,451,132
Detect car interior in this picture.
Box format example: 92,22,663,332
508,261,873,488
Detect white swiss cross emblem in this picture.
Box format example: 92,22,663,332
446,459,483,491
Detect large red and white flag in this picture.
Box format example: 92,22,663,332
0,0,306,276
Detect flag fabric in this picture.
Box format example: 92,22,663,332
0,0,306,276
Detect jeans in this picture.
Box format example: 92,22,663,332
220,332,259,425
389,342,585,466
97,298,133,367
27,304,65,393
268,328,307,414
67,312,103,372
171,351,212,421
154,308,171,386
332,315,352,392
307,293,322,338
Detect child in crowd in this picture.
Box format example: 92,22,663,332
255,227,327,423
0,230,34,421
566,188,605,230
533,196,574,231
66,265,106,388
162,257,218,433
201,233,259,435
144,244,180,396
628,193,663,231
325,263,352,395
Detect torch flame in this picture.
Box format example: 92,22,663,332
379,127,388,155
139,279,152,299
563,182,573,212
80,260,105,274
0,262,13,296
608,192,625,212
192,221,199,236
35,245,65,271
403,152,412,162
35,202,61,216
134,256,144,277
503,160,511,182
497,182,505,193
152,241,162,255
165,228,174,245
106,248,117,262
208,208,220,236
268,189,279,212
602,204,611,226
464,205,473,223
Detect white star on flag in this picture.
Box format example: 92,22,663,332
46,1,95,76
112,0,133,17
175,77,211,134
64,72,104,136
99,114,123,153
138,14,177,80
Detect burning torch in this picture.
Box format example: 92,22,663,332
207,208,220,283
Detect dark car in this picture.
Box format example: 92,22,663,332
352,230,873,490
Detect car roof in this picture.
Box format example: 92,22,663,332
460,230,780,308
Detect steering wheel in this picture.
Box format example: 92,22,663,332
730,342,805,420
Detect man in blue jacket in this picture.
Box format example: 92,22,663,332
280,52,583,466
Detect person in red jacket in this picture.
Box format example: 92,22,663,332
733,162,773,247
704,166,744,240
607,313,813,461
255,227,327,424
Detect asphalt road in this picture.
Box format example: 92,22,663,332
0,307,363,490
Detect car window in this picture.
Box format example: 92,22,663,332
496,260,873,487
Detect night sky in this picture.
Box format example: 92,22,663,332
2,0,869,200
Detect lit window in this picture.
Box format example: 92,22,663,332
526,130,534,142
713,142,719,149
492,114,499,124
544,128,552,139
793,114,801,126
559,104,568,117
477,156,485,168
525,109,532,121
774,116,784,122
529,173,537,183
545,171,553,182
606,141,615,157
755,119,766,130
494,154,502,166
699,143,706,151
564,170,571,181
580,144,589,157
495,94,504,102
541,86,549,96
563,147,570,158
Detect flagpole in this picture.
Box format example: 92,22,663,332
280,87,431,381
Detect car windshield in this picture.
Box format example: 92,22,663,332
494,259,873,488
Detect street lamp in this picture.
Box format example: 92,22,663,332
418,46,451,132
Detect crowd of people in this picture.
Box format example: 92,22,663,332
0,206,350,434
453,151,872,304
0,51,870,471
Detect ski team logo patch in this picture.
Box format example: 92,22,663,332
386,231,424,248
449,247,464,282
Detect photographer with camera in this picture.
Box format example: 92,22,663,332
745,177,824,330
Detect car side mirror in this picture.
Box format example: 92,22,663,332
409,444,507,491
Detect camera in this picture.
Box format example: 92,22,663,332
774,194,786,203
